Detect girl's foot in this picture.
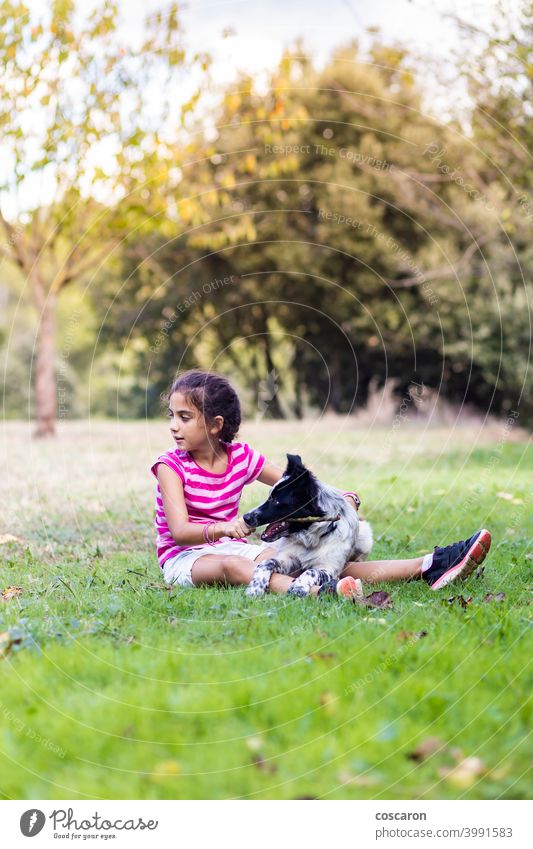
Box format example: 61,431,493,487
421,529,491,590
318,575,364,600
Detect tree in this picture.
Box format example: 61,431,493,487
448,0,532,421
94,31,532,424
0,0,209,436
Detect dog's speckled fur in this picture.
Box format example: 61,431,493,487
243,454,373,597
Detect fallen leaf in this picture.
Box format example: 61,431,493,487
337,769,378,787
0,630,25,659
319,690,337,715
245,736,263,752
356,590,393,609
483,592,506,603
407,737,446,762
251,753,277,774
446,595,473,608
1,586,23,601
396,629,428,641
121,726,136,738
0,534,22,545
438,756,487,788
151,760,182,776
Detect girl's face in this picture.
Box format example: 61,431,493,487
167,391,223,452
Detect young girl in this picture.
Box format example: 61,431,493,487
150,369,491,597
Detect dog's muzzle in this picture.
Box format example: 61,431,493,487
260,519,290,542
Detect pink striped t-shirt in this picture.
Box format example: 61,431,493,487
150,441,266,568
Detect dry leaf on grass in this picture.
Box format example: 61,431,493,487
396,630,428,642
438,756,487,788
337,770,378,787
251,753,277,774
0,534,22,545
407,737,446,762
0,630,24,659
245,736,263,752
446,595,473,608
1,586,23,601
319,690,337,715
354,590,393,609
483,592,506,603
151,760,182,776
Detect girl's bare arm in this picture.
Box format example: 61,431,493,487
257,459,285,486
157,465,253,543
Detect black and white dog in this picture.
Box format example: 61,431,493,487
243,454,373,597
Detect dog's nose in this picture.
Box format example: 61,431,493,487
243,512,253,525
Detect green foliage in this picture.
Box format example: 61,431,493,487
101,29,531,423
1,2,530,426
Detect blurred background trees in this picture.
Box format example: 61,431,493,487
0,0,208,435
1,0,530,433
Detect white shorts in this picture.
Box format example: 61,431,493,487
161,540,272,587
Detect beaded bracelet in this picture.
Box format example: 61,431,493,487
202,520,218,546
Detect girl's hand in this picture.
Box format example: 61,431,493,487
217,517,255,539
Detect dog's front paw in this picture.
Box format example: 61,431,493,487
245,582,266,598
286,584,308,598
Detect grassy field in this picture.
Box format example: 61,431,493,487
0,417,531,800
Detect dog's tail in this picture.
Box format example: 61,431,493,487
353,520,373,560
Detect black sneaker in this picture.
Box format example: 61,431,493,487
422,529,491,591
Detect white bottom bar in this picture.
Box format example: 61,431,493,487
3,799,531,848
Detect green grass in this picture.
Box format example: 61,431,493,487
0,420,531,799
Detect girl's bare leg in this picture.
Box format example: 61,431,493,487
191,546,294,593
340,556,425,583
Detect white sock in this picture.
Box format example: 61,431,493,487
421,552,434,573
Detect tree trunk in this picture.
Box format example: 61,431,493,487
326,348,343,413
260,334,284,419
33,290,57,438
293,365,303,419
258,304,284,419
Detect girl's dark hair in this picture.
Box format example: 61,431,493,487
162,369,241,442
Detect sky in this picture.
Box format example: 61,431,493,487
13,0,521,93
177,0,505,83
2,0,520,217
172,0,514,118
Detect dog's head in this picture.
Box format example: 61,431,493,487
243,453,327,542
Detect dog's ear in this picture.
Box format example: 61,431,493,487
285,453,305,475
